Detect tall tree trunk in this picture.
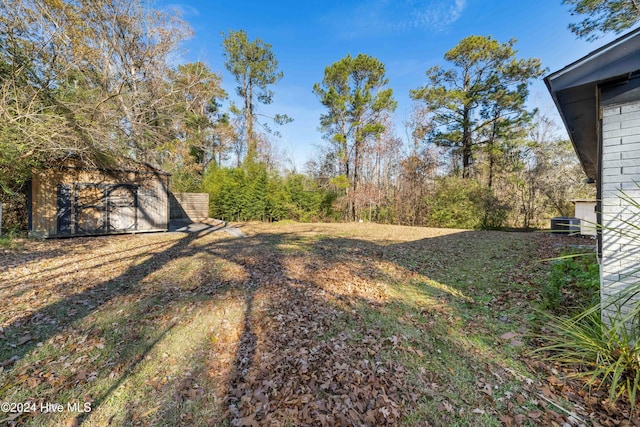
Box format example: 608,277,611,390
462,106,472,178
488,138,495,188
352,138,360,221
244,79,256,164
487,109,501,188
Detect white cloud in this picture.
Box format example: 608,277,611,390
405,0,467,30
332,0,468,36
164,3,201,17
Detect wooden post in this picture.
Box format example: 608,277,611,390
0,201,3,237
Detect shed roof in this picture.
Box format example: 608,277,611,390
545,27,640,181
47,155,170,176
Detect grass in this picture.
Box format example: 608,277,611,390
0,222,593,425
534,308,640,408
541,250,600,312
0,232,24,251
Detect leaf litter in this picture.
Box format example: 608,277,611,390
0,222,632,425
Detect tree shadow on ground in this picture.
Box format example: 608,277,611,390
209,227,553,425
0,225,570,426
0,230,217,364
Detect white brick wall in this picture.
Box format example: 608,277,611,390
601,102,640,323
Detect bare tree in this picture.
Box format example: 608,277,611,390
0,0,192,174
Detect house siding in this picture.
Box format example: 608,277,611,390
601,102,640,322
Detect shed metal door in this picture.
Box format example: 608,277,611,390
56,184,72,235
107,185,137,232
74,184,106,235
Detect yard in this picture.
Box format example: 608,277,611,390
0,222,625,426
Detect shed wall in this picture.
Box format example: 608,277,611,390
30,167,169,237
600,102,640,321
574,201,597,236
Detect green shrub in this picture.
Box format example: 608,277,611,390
202,167,245,221
534,307,640,411
0,226,25,249
426,177,508,229
0,235,16,249
535,186,640,410
202,165,337,222
169,168,203,193
542,251,600,311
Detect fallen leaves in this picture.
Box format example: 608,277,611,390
0,222,627,425
211,241,438,426
524,355,640,426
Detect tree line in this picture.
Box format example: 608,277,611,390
2,0,634,230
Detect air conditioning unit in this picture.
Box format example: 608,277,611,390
550,217,580,236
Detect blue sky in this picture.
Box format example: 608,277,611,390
157,0,621,169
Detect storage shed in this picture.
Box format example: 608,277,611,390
546,28,640,321
572,199,597,237
28,160,170,238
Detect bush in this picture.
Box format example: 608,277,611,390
426,177,507,229
535,306,640,411
542,251,600,311
202,165,337,222
170,169,203,193
535,187,640,410
0,190,28,231
283,174,325,221
202,167,245,221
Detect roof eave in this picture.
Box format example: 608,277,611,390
545,27,640,182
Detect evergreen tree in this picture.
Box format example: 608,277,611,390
313,53,396,220
564,0,640,40
410,35,543,179
222,30,291,164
